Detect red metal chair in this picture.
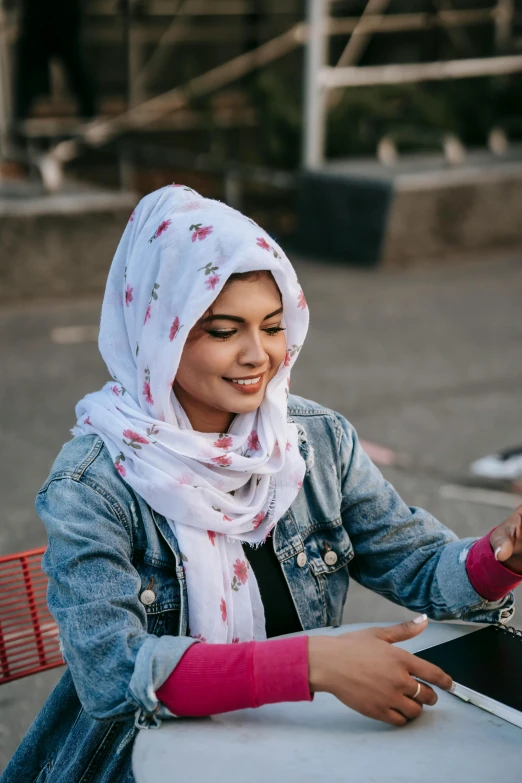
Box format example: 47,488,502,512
0,547,65,685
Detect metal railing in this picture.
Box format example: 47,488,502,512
303,0,522,169
3,1,521,187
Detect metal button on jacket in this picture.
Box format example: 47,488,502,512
140,589,156,606
324,550,338,566
296,552,307,567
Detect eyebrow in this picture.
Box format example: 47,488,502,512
201,306,283,324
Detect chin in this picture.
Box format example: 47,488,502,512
230,398,264,414
224,393,265,415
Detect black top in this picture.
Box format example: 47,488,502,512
242,534,302,638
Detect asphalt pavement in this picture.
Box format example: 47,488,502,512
1,252,521,770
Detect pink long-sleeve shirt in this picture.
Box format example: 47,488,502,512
157,530,522,717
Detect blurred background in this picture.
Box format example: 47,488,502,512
1,0,522,771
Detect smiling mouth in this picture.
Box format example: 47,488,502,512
223,374,265,393
227,376,261,385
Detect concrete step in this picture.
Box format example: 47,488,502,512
0,182,136,303
297,148,522,267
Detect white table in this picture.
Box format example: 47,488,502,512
132,622,520,783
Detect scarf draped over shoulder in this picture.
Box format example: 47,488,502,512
73,184,309,643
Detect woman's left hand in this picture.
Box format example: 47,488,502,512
490,505,522,574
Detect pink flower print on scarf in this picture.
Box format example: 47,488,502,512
297,288,307,310
220,598,227,623
212,454,232,467
149,219,171,243
143,367,154,406
208,530,216,546
232,637,240,644
176,201,202,213
214,434,233,450
122,429,149,450
190,223,213,242
247,430,261,452
205,274,220,291
231,559,248,591
256,236,280,258
252,511,265,529
178,473,193,485
198,262,219,285
169,316,182,341
223,514,232,522
111,385,121,396
125,285,133,306
192,633,207,642
284,344,302,367
114,452,126,477
286,441,292,451
129,208,136,222
273,440,281,459
256,237,271,251
84,416,92,426
144,283,160,325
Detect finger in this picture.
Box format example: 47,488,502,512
490,513,522,562
384,708,408,727
409,657,453,691
395,696,423,721
407,680,438,706
489,523,513,563
373,615,428,644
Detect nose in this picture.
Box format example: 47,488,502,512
238,330,268,368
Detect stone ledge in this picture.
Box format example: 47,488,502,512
297,149,522,268
0,184,137,303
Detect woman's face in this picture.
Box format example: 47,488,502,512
173,273,287,433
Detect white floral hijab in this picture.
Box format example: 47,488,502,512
73,184,309,644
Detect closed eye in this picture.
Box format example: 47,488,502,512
206,326,285,341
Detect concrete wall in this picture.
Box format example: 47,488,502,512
297,151,522,268
0,186,136,304
383,162,522,268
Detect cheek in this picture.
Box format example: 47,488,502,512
177,341,231,385
268,335,287,372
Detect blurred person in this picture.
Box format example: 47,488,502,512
3,185,522,782
13,0,96,124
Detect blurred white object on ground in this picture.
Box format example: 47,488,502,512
470,446,522,481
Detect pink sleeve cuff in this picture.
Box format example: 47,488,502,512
156,635,311,717
252,635,312,707
466,529,522,602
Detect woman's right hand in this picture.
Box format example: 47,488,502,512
307,616,452,726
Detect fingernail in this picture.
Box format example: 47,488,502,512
450,681,456,694
413,614,428,624
494,547,502,560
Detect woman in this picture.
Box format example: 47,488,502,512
4,185,522,783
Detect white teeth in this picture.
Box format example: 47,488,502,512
230,377,261,385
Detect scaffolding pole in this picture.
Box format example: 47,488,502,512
303,0,328,170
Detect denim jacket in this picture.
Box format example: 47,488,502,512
2,395,514,783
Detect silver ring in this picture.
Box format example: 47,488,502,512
412,681,421,700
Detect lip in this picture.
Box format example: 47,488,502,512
223,372,265,395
